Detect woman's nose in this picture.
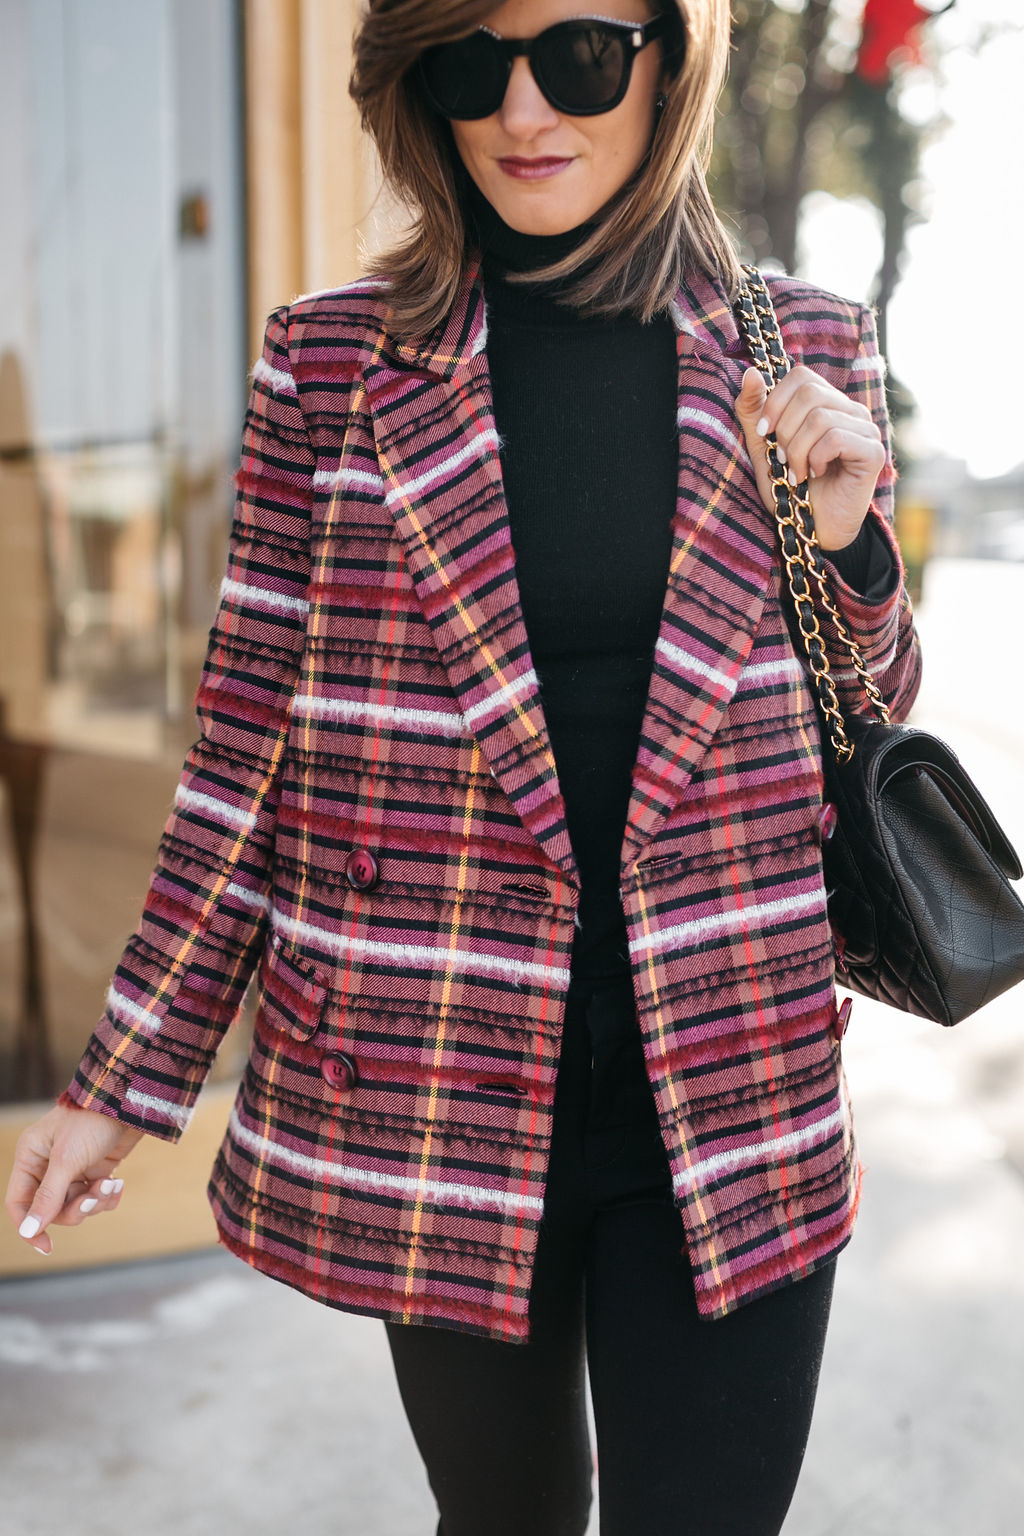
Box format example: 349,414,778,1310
497,55,561,138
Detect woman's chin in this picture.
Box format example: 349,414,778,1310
488,196,590,238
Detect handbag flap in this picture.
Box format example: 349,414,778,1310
856,721,1024,881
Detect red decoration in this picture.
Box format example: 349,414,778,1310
857,0,932,84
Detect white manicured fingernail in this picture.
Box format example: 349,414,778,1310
33,1245,51,1256
755,417,770,437
809,467,817,479
100,1179,116,1195
19,1215,41,1239
112,1178,124,1194
776,444,788,464
80,1198,99,1213
788,468,798,487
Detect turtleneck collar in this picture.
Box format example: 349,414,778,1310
467,179,596,278
464,179,631,328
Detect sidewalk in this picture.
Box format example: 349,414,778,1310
787,996,1024,1535
789,557,1024,1534
3,560,1023,1535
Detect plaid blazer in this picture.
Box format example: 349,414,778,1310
62,263,922,1341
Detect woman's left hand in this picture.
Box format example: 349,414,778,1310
736,365,886,552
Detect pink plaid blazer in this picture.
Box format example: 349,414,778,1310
62,263,922,1341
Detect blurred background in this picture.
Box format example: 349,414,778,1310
1,3,1023,1533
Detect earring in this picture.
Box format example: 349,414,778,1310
654,92,668,119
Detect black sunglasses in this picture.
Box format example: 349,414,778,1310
418,14,672,121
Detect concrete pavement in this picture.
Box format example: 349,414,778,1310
3,559,1024,1535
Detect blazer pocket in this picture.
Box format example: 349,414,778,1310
258,933,329,1042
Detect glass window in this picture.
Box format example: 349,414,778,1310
0,0,249,1102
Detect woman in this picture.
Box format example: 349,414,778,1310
7,1,921,1531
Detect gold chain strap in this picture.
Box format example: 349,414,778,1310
736,264,891,764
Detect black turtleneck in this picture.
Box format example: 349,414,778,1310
470,189,889,980
474,192,676,978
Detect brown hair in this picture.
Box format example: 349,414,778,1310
349,1,741,338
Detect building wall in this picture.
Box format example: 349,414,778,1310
243,0,387,359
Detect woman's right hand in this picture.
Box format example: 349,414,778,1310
4,1103,146,1256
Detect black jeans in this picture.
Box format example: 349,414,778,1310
385,973,837,1536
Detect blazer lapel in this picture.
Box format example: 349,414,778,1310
363,261,778,889
619,271,779,875
364,264,577,884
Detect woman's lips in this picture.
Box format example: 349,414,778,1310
497,156,574,181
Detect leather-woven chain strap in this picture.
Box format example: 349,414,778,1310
735,264,891,764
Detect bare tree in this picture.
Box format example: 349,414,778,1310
709,0,947,351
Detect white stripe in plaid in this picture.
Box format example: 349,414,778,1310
673,1105,847,1193
629,888,828,957
271,909,573,988
228,1108,546,1214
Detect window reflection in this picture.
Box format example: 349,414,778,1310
1,0,248,1104
42,438,171,758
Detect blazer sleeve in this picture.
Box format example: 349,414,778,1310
58,307,314,1142
809,302,922,725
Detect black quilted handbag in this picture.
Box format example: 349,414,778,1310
736,267,1024,1025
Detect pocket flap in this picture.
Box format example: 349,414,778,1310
258,934,329,1041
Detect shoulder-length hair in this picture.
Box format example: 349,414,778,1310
350,1,741,338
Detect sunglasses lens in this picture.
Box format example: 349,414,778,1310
535,25,629,112
419,22,636,121
420,33,506,119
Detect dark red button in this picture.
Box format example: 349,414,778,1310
320,1052,359,1090
344,848,379,891
817,802,839,843
835,998,853,1041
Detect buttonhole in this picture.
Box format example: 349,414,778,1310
500,880,549,899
